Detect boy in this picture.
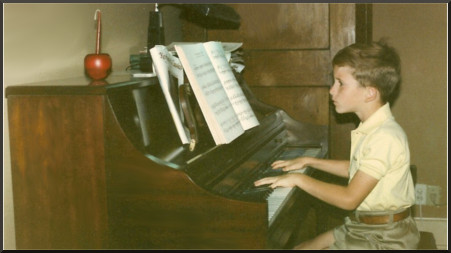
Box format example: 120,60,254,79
254,40,420,249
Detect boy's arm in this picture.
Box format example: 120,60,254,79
255,169,378,210
272,157,349,178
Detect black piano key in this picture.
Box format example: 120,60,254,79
241,185,273,195
261,167,285,177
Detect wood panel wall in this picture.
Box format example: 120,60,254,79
182,3,372,159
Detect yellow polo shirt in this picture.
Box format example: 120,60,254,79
349,103,415,211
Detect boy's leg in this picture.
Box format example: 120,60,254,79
293,229,335,250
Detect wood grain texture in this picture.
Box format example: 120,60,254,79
208,3,329,49
200,3,333,130
250,87,330,126
243,50,331,86
8,95,108,249
103,98,268,249
328,4,362,159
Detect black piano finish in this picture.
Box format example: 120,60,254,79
6,74,327,249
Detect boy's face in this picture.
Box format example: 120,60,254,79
330,66,367,115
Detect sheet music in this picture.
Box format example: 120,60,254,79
175,43,244,144
203,41,259,131
150,45,190,144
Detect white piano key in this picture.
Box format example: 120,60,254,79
268,187,295,226
266,147,322,226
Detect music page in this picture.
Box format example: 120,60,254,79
150,45,190,144
203,41,259,130
175,43,244,145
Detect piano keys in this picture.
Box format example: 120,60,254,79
6,74,328,249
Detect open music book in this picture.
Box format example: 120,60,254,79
174,41,259,145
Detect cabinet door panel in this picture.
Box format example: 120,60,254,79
8,95,108,249
250,87,330,126
243,50,331,86
208,4,329,49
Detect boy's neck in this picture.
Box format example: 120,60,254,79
357,101,385,123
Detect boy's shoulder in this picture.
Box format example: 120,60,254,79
370,117,408,144
383,116,405,133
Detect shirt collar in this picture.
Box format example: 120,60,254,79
354,103,393,134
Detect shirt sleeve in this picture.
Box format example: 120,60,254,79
357,130,405,180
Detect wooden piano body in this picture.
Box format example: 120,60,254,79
6,74,327,249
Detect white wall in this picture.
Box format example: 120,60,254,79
415,218,448,250
372,3,447,219
373,3,447,249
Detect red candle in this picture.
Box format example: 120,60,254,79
84,9,112,81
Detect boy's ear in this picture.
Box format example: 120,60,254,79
365,86,379,102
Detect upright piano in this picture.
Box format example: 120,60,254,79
6,73,327,249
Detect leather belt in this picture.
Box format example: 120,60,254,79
350,209,410,225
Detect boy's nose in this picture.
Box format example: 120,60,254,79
329,85,335,96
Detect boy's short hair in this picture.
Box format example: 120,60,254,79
332,39,401,104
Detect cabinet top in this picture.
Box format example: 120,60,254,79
5,73,158,97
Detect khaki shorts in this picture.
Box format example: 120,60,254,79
330,214,420,249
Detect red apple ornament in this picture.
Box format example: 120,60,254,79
84,10,112,80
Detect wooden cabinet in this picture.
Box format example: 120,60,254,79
6,78,111,249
